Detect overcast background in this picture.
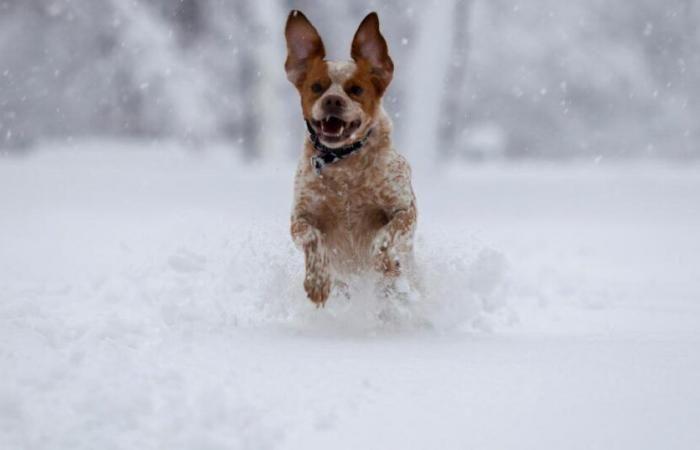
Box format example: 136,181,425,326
1,0,698,161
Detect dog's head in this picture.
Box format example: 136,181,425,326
285,11,394,148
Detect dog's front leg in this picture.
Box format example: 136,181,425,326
372,205,417,277
291,217,331,306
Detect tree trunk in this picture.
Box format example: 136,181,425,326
438,0,472,157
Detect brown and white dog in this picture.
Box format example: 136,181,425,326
285,10,417,306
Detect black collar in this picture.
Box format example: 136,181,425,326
306,120,372,174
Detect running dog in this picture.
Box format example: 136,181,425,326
285,10,417,306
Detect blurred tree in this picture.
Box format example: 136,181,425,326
0,0,697,160
438,0,472,158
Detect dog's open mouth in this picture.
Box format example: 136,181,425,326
311,116,361,144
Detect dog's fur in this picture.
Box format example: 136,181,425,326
285,11,417,306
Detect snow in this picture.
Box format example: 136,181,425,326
1,143,699,449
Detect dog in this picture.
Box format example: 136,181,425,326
285,10,417,306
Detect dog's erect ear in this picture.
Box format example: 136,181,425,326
351,12,394,95
285,10,325,87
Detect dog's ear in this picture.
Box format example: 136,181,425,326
285,10,325,87
351,12,394,95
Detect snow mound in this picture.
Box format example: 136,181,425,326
114,228,513,337
10,226,512,341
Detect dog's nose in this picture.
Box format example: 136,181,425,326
322,95,347,114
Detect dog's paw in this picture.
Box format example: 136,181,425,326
304,272,331,307
304,245,331,307
373,249,401,278
371,230,397,276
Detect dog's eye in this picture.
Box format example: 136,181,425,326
348,85,363,96
310,82,324,94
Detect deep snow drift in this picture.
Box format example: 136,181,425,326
1,143,699,449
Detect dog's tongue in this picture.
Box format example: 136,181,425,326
321,117,344,135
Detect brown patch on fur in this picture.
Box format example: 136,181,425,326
285,11,326,88
343,59,382,117
351,12,394,96
297,59,330,120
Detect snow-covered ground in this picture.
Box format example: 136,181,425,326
1,142,699,449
